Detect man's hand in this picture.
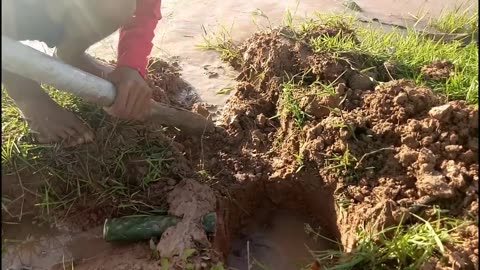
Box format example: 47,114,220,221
105,67,152,121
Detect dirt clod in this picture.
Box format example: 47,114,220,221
421,60,455,82
157,179,216,257
347,72,375,90
429,104,453,121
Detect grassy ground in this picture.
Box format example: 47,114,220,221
308,211,470,270
2,86,174,221
427,4,478,35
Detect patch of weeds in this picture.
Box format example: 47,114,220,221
429,5,478,34
310,31,357,55
281,81,308,127
198,24,242,65
293,152,305,173
325,145,358,179
311,214,471,270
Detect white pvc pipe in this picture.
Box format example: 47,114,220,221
2,35,115,106
1,35,214,134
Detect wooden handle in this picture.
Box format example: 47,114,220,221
149,100,214,134
1,35,214,134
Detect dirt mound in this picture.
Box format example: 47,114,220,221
186,27,478,269
234,28,376,91
3,24,477,270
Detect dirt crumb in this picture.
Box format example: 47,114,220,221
421,60,455,82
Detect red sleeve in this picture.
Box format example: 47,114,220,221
117,0,162,78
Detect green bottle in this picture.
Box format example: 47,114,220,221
103,212,216,242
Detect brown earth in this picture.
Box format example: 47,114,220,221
184,27,477,269
2,25,478,270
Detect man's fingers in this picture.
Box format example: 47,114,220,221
136,87,152,121
111,83,131,118
129,86,147,121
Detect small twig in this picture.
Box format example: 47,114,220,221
355,147,396,169
383,62,395,81
13,161,26,222
247,240,251,270
199,116,209,170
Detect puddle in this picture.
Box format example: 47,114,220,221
25,0,475,108
1,174,151,270
2,217,156,270
213,172,341,269
2,218,107,270
227,209,330,270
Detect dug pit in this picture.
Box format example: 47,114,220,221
213,179,340,269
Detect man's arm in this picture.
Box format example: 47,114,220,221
116,0,162,78
105,0,161,121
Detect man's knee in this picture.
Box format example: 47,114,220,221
68,0,135,40
56,0,135,58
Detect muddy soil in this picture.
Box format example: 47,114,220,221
173,25,477,269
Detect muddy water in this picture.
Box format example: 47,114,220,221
2,218,155,270
7,0,477,269
227,209,329,270
26,0,476,106
89,0,476,107
2,220,108,270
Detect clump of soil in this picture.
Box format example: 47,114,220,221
147,58,198,109
233,28,377,90
421,60,455,82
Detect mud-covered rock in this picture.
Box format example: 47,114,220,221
347,72,374,90
429,104,453,121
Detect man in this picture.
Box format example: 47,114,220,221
2,0,161,146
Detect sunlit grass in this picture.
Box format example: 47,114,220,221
308,213,472,270
429,5,478,34
301,15,478,104
1,86,173,221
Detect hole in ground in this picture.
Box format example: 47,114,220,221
213,172,341,270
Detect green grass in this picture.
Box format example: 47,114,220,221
299,15,478,104
1,86,174,221
281,81,309,127
325,145,358,176
310,213,471,270
197,24,242,64
428,5,478,34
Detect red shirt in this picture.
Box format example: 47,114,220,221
117,0,162,78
